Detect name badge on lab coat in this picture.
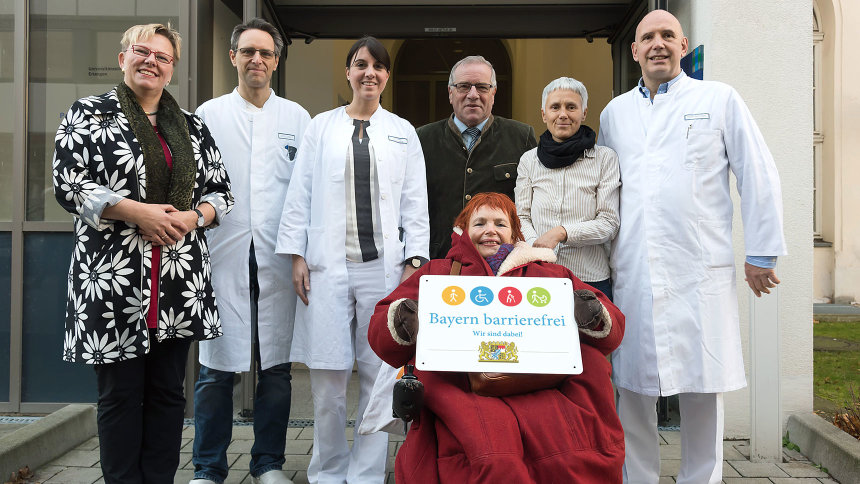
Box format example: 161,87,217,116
684,113,710,121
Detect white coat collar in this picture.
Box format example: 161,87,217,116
230,87,276,111
339,104,389,124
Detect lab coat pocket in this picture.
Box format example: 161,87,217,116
304,226,328,271
275,151,296,182
685,129,722,171
698,219,733,269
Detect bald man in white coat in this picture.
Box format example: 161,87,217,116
597,10,786,484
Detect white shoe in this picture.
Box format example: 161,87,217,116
189,480,220,484
253,469,294,484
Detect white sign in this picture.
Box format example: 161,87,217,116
416,275,582,374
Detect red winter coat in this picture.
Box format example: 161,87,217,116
368,231,625,483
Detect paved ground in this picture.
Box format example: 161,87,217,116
19,367,845,483
27,430,840,483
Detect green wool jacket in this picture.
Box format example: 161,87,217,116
417,114,537,259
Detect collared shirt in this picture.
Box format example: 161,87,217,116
638,72,777,270
453,115,489,148
637,71,685,102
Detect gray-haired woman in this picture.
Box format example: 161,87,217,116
514,77,620,299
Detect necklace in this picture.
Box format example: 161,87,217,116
144,110,158,116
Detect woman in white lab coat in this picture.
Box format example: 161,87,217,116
276,36,429,484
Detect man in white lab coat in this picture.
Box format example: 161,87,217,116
597,10,787,484
190,18,310,484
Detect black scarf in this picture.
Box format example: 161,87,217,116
536,124,596,169
116,82,195,210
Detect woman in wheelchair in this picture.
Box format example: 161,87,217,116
368,192,625,483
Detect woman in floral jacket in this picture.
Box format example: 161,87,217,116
52,23,232,483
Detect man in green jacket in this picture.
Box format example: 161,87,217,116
417,55,537,259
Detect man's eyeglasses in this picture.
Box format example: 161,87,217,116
237,47,276,60
450,82,494,94
128,45,174,65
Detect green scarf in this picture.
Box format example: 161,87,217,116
116,82,195,211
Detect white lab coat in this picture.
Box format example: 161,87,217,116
196,88,311,372
276,106,429,370
597,73,786,396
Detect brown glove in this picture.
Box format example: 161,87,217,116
393,299,419,344
574,290,604,329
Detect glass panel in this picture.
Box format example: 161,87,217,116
0,233,10,402
0,6,12,222
22,232,97,402
621,28,640,92
27,0,179,221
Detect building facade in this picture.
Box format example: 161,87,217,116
1,0,814,451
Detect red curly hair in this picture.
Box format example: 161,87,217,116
453,192,524,243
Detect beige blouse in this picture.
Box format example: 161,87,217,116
514,145,621,282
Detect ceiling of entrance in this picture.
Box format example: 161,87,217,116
268,0,633,41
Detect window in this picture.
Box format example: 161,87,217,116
26,0,179,221
0,7,12,222
813,8,823,238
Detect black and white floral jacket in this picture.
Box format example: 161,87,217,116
53,88,234,364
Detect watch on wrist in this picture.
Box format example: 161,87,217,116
404,256,429,269
193,208,205,228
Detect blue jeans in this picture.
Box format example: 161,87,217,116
192,363,292,481
192,242,293,482
585,278,613,302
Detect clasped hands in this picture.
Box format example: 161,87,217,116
136,204,198,247
392,289,605,345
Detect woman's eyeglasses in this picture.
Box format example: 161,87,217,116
128,45,174,65
237,47,276,60
450,82,494,94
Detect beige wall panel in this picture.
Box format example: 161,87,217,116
211,1,241,99
284,39,399,117
814,246,834,302
282,40,340,116
506,38,611,137
827,0,860,304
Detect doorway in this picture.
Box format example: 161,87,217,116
393,38,512,128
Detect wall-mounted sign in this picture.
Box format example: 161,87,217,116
681,44,704,80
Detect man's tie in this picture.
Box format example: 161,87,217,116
465,127,481,151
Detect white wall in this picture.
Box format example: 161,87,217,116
680,0,813,437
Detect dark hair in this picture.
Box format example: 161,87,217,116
453,192,524,243
345,36,390,72
231,18,284,57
